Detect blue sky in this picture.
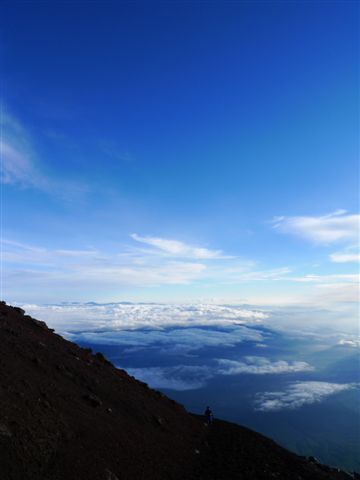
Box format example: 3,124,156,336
0,1,359,311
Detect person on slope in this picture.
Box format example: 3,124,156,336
204,406,214,425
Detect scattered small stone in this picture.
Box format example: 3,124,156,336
194,449,200,454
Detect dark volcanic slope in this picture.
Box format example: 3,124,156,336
0,303,355,480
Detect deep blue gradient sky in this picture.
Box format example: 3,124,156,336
1,1,358,309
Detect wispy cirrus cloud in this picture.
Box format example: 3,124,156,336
2,238,100,265
272,210,359,245
5,234,358,308
254,381,357,411
330,252,360,263
130,233,229,259
289,273,358,283
7,259,206,290
1,113,50,190
5,235,278,299
1,111,87,198
180,262,292,286
2,237,207,294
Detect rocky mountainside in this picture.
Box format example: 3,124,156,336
0,302,357,480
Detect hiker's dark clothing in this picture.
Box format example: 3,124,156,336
204,407,213,425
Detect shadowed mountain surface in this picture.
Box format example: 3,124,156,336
0,303,356,480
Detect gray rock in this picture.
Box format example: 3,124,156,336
154,415,165,426
0,424,12,437
308,456,320,464
83,393,102,407
104,469,119,480
13,307,25,315
31,319,49,330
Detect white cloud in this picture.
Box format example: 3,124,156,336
4,234,358,311
330,245,360,263
2,237,207,290
4,237,293,301
272,210,359,245
330,253,360,263
217,357,313,375
19,302,268,333
255,381,357,411
130,233,227,259
14,285,357,337
338,338,360,348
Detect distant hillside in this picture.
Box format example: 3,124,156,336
0,302,356,480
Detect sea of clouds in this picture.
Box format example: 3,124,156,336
20,302,268,333
18,301,359,411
